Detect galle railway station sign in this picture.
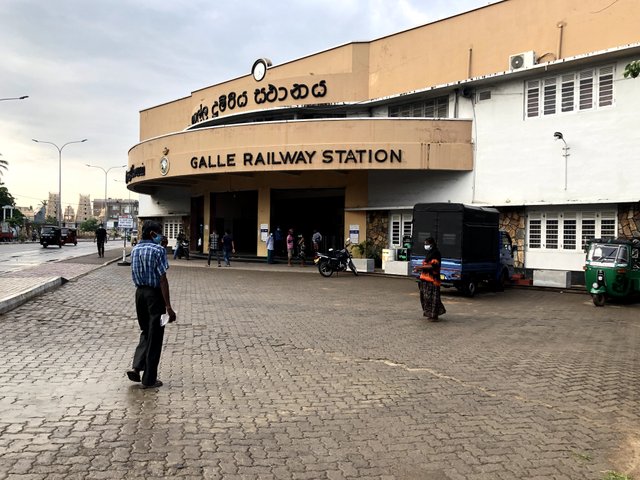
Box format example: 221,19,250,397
190,149,403,169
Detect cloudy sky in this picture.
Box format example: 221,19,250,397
0,0,494,211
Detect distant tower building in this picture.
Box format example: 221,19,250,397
64,205,75,225
75,194,92,223
46,192,59,221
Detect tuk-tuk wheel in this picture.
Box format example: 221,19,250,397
592,294,606,307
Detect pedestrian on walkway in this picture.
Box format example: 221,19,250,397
312,229,322,256
414,237,446,321
127,220,176,389
94,223,107,258
265,231,275,264
297,234,307,267
207,229,220,267
222,230,235,266
286,229,295,266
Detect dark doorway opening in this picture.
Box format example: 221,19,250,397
270,188,345,255
211,191,258,255
190,196,204,253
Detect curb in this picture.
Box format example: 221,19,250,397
0,277,66,314
0,254,127,315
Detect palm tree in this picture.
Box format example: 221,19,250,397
0,154,7,178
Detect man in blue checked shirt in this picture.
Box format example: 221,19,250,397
126,220,176,389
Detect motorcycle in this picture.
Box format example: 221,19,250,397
174,239,190,260
314,240,358,277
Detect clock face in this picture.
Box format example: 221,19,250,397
252,59,267,82
160,156,169,176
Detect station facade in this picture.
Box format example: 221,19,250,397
128,0,640,277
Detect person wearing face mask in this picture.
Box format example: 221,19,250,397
413,237,446,321
127,220,176,389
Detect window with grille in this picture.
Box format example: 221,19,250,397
529,218,542,248
526,65,614,118
563,217,577,250
389,95,449,118
545,217,559,249
528,211,617,250
390,213,413,247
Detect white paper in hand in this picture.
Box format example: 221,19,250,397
160,313,171,327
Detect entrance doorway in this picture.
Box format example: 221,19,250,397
270,188,345,254
211,191,258,255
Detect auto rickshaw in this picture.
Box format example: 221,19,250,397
61,227,78,246
40,225,63,248
584,238,640,306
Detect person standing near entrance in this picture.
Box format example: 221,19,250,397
286,229,295,267
207,229,220,267
222,230,235,266
95,223,107,258
297,234,307,267
127,220,176,389
413,237,446,321
266,231,275,264
312,229,322,256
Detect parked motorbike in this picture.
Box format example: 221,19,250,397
175,239,190,260
314,239,358,277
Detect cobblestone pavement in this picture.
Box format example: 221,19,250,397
0,262,639,479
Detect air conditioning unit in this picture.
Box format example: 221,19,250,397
509,51,536,70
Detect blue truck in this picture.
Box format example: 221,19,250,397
410,203,516,297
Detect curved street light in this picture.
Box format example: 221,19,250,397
0,96,28,102
86,164,127,223
32,138,88,226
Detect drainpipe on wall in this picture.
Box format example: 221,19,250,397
557,21,566,60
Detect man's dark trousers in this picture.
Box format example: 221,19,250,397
208,248,220,266
133,286,165,386
97,241,105,257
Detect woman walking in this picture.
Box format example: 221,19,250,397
414,237,446,321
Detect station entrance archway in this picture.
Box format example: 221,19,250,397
270,188,345,253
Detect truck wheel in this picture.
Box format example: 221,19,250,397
592,294,606,307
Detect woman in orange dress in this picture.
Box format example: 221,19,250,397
414,237,446,321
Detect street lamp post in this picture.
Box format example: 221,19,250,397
86,164,126,224
0,96,29,102
32,138,87,226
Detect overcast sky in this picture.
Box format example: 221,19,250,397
0,0,494,211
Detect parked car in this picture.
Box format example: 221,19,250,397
40,225,63,248
61,227,78,246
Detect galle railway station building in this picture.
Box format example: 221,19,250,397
127,0,640,283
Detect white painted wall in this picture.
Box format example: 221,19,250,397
138,188,190,217
471,57,640,206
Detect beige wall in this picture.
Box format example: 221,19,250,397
129,118,472,191
136,0,639,141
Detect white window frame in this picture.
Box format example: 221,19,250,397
390,212,413,247
526,65,615,118
527,210,617,250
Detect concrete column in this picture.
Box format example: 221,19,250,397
256,187,271,257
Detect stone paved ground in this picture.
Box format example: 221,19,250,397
0,262,639,479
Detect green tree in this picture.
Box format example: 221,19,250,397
80,217,99,232
0,185,16,207
624,60,640,78
45,215,58,225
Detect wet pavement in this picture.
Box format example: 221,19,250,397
0,256,639,479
